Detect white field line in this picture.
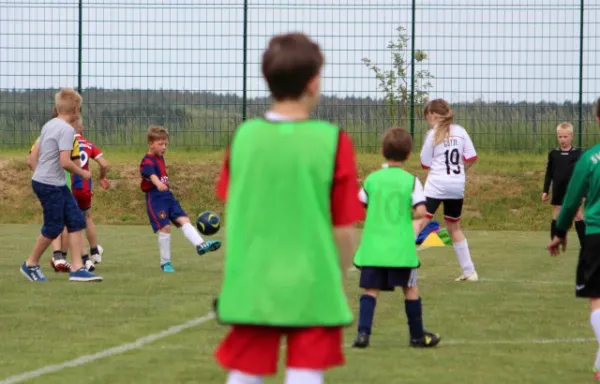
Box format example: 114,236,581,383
0,313,215,384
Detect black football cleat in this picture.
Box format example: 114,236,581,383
352,332,370,348
410,330,441,348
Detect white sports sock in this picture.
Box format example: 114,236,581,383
453,239,475,276
181,222,204,247
590,310,600,369
158,232,171,265
226,370,263,384
284,368,324,384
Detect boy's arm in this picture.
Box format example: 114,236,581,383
463,131,478,171
543,151,553,194
331,132,365,276
216,149,230,201
27,142,40,171
420,131,434,169
555,154,589,236
59,151,89,179
91,146,109,180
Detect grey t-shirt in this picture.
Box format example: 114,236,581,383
32,118,76,186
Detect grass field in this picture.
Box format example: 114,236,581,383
0,224,595,383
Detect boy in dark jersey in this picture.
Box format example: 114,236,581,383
352,127,441,349
139,127,221,272
214,33,363,384
549,100,600,381
543,122,585,245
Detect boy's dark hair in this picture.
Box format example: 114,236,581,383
261,33,324,101
382,127,412,161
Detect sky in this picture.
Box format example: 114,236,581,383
0,0,598,103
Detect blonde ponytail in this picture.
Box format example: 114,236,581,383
424,99,454,145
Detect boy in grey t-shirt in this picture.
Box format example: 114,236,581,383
21,88,103,282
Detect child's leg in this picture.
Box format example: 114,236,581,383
357,289,378,335
84,209,99,251
286,327,343,384
575,207,586,247
26,182,64,268
158,225,172,266
175,216,204,246
402,284,424,340
447,220,476,278
226,371,263,384
284,369,323,384
551,205,561,239
590,298,600,374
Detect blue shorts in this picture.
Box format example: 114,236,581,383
358,267,418,291
145,192,188,232
32,180,86,239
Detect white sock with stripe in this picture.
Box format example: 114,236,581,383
226,370,263,384
590,310,600,369
284,368,324,384
181,222,204,247
158,232,171,265
453,239,475,276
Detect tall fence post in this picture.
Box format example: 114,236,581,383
242,0,249,121
77,0,83,94
409,0,417,139
578,0,584,147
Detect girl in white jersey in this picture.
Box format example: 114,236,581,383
419,99,479,281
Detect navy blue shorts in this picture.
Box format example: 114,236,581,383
145,192,188,232
32,180,86,239
359,267,418,291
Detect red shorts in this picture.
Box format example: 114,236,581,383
72,189,92,211
215,325,345,375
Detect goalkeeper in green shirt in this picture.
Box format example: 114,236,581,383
549,99,600,381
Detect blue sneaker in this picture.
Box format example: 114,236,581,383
20,262,48,282
161,262,175,273
196,240,221,256
69,268,103,282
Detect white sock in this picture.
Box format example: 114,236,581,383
181,222,204,246
590,310,600,369
284,368,324,384
158,232,171,265
226,370,263,384
453,239,475,276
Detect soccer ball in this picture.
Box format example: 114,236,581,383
196,211,220,236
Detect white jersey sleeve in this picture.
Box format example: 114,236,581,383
358,188,368,204
422,124,474,199
412,177,426,206
420,130,434,169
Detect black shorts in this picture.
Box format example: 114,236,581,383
576,234,600,298
551,183,567,206
425,197,463,222
359,267,418,291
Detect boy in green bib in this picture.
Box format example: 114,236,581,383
214,33,364,384
352,127,441,349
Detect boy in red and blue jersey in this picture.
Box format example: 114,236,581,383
140,126,221,272
72,118,110,271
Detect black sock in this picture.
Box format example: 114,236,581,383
405,298,424,340
551,220,557,239
90,246,99,256
575,220,586,247
82,254,89,263
52,251,64,260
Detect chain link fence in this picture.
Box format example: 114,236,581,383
0,1,598,150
